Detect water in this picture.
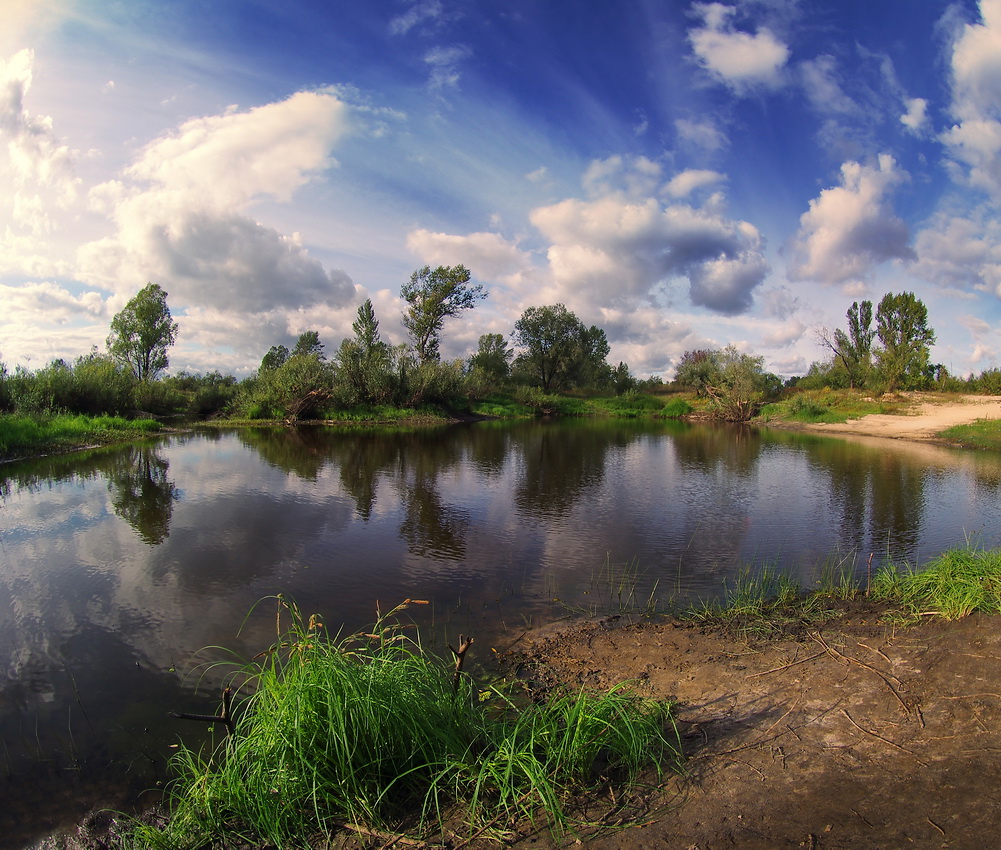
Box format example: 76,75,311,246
2,419,1000,845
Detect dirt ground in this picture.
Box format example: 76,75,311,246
504,605,1001,850
791,393,1001,442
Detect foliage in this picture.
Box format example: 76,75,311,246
818,300,874,389
794,358,851,391
259,345,290,373
466,333,513,396
870,544,1001,619
660,397,695,418
874,291,936,391
676,346,778,421
242,353,335,422
757,389,898,424
335,300,394,405
0,413,161,460
938,418,1001,450
401,265,485,363
107,283,179,382
129,598,681,848
292,330,325,360
6,351,136,415
163,371,239,416
512,304,610,392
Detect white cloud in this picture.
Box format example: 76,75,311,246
942,0,1001,201
789,154,914,286
389,0,445,36
900,97,929,134
675,117,728,153
0,49,81,277
406,229,532,286
78,90,356,313
664,169,726,199
913,209,1001,296
689,2,790,91
582,155,662,199
530,192,768,315
424,44,472,91
799,55,858,115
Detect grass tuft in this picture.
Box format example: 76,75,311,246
126,597,681,848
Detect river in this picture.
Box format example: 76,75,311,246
2,419,1000,846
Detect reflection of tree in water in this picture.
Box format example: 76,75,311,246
399,473,470,559
511,421,620,518
671,423,762,478
237,426,335,479
107,443,178,544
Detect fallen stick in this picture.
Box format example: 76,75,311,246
169,687,235,735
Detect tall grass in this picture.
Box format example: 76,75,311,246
129,598,681,849
0,413,161,459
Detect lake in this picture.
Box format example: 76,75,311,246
2,418,1000,846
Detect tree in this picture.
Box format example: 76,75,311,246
675,345,775,421
107,283,178,382
292,330,325,360
260,345,290,373
820,300,875,389
512,304,610,392
401,265,485,363
874,292,936,391
336,300,392,404
468,333,512,381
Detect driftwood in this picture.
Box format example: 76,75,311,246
169,686,235,734
449,634,474,693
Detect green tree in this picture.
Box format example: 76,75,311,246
107,282,178,382
823,300,875,389
469,333,512,381
292,330,325,360
260,345,290,373
512,304,610,392
676,345,775,421
336,300,392,404
401,265,485,363
874,292,936,391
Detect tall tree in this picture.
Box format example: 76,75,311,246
468,333,513,382
107,282,178,382
874,292,936,391
260,345,290,373
512,304,610,392
832,300,875,389
401,265,484,363
337,299,392,403
292,330,325,360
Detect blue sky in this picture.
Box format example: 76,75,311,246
2,0,1000,379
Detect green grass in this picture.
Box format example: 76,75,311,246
757,390,901,425
128,598,681,849
937,418,1001,450
0,413,162,460
686,544,1001,634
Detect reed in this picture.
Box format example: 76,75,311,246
128,597,681,848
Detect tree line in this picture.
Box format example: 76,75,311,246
2,273,999,424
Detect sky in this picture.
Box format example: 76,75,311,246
1,0,1000,380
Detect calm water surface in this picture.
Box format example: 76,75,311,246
2,419,1000,845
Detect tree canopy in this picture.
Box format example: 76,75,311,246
874,292,936,391
401,265,485,363
512,304,610,392
106,282,178,382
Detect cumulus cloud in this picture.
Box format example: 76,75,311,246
688,2,790,91
788,154,914,286
942,0,1001,201
406,229,531,286
79,90,355,312
0,49,80,276
900,96,929,134
913,209,1001,296
664,169,726,199
530,191,768,315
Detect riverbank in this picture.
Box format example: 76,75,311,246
771,392,1001,445
507,603,1001,849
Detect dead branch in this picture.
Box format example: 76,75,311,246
169,687,234,735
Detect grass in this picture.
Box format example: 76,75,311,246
686,543,1001,635
0,412,162,460
937,418,1001,451
127,598,681,849
757,389,902,425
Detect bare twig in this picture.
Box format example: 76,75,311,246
841,709,928,766
449,634,474,693
169,687,235,735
